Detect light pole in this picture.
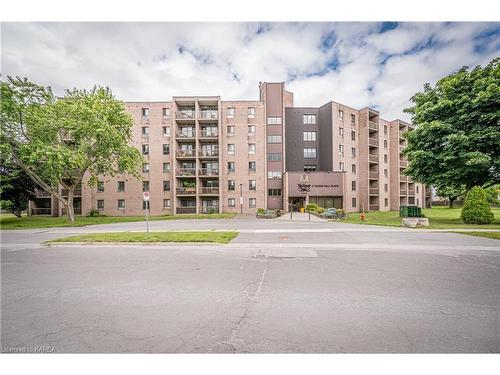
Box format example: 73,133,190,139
239,183,243,214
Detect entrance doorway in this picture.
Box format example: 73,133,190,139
289,197,305,212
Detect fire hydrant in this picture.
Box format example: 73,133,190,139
360,213,366,221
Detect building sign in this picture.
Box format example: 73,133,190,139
287,171,343,197
297,174,311,194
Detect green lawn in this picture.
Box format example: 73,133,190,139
0,213,236,230
455,232,500,240
48,230,238,244
342,207,500,229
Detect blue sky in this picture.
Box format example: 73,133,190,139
2,22,499,120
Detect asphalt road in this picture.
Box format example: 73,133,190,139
1,217,499,353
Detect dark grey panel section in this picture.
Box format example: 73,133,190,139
284,107,320,171
318,103,333,171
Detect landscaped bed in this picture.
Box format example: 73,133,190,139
0,213,236,230
47,230,239,244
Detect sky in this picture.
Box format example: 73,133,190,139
1,22,499,121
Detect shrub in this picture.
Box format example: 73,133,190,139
86,209,101,217
461,186,495,224
256,208,266,216
316,207,325,214
306,203,319,212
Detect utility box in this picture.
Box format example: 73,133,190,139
400,205,421,218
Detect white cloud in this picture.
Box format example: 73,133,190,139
2,22,498,121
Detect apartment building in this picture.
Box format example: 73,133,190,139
28,81,431,217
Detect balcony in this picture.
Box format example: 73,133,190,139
368,121,379,132
61,208,82,215
176,206,196,214
408,189,416,196
399,130,405,139
199,130,218,138
369,187,379,196
199,168,219,177
400,189,407,196
400,176,408,182
400,160,408,168
31,208,52,215
199,205,220,214
35,190,52,198
61,188,82,197
176,110,195,120
176,187,197,196
369,154,379,163
176,149,196,158
369,171,379,179
369,205,380,211
199,150,219,158
176,168,196,177
176,131,195,139
199,187,219,195
199,110,218,120
368,137,379,147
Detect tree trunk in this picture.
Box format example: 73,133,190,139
66,187,75,223
448,198,455,208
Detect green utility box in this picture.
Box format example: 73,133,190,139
400,205,422,218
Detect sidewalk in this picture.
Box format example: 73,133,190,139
276,212,325,221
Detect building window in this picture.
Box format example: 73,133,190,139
163,181,170,192
142,126,149,136
351,130,356,141
142,181,149,192
303,131,317,141
97,199,104,210
268,153,282,161
303,114,316,124
163,144,170,155
339,127,344,138
384,169,388,178
142,144,149,155
249,198,256,208
163,126,170,137
385,198,388,207
339,162,344,171
267,135,282,143
352,164,356,174
339,144,344,157
228,180,235,191
143,163,149,173
384,183,388,192
303,148,317,158
163,199,171,209
143,200,150,210
384,154,388,163
227,107,235,118
248,161,256,172
163,163,170,173
227,125,235,137
338,109,344,119
248,107,255,118
267,117,282,125
267,171,282,179
248,144,256,155
228,162,235,172
142,108,149,120
117,181,125,192
268,189,282,196
416,186,419,194
97,181,104,192
118,199,125,210
227,144,235,155
248,125,256,136
249,180,256,190
351,114,356,124
228,198,236,207
351,147,356,158
384,125,388,135
162,107,170,119
384,139,387,149
352,181,356,191
352,197,357,207
304,165,316,172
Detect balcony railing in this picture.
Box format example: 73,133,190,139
176,168,196,176
199,205,220,214
400,189,407,196
176,131,195,138
369,154,379,163
176,150,196,157
199,110,218,120
61,188,82,197
369,171,379,179
369,205,379,211
369,188,379,195
176,110,195,119
400,160,408,168
31,208,52,215
368,121,379,131
176,188,197,195
408,189,416,196
61,208,82,215
368,137,379,147
199,130,218,138
199,168,219,176
400,176,408,182
35,190,52,198
199,150,219,157
199,187,219,195
176,206,196,214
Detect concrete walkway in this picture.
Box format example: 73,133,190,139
276,212,325,221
